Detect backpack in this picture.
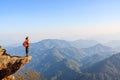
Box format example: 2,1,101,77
23,41,27,47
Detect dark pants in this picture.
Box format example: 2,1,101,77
26,47,29,56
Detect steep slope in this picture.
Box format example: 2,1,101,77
85,53,120,73
26,47,82,80
80,53,120,80
0,46,32,80
80,44,116,69
81,54,107,70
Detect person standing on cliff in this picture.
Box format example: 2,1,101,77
23,37,29,57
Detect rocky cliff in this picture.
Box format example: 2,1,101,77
0,46,32,80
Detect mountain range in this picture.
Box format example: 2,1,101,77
79,53,120,80
5,39,119,80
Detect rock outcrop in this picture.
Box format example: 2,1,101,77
0,46,32,80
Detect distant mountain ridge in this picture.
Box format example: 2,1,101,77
83,43,113,56
6,39,118,80
85,53,120,73
70,39,98,48
31,39,72,50
30,39,98,49
79,53,120,80
80,43,116,70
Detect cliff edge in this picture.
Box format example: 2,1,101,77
0,46,32,80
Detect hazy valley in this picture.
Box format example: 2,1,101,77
5,39,120,80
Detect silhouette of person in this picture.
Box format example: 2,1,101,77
23,37,29,57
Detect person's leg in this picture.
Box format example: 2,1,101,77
26,47,28,56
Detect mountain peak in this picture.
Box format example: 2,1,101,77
95,43,103,46
0,47,32,80
71,39,98,48
91,43,112,49
84,53,120,73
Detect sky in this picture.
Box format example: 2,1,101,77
0,0,120,45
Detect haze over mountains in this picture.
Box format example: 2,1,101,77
5,39,120,80
80,53,120,80
105,40,120,48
